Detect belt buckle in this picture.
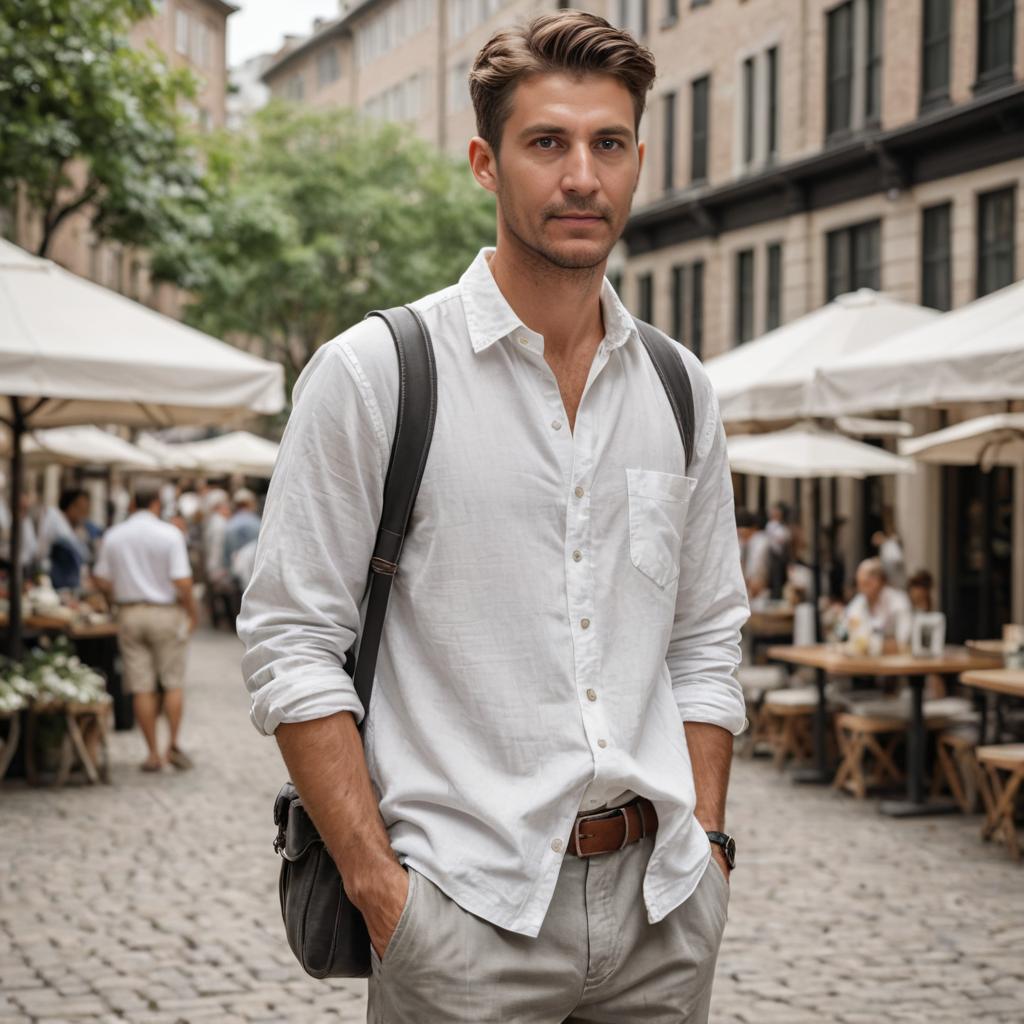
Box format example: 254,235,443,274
571,804,631,857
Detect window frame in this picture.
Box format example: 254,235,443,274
637,272,655,324
690,260,705,360
690,75,710,184
663,91,677,193
734,248,756,345
976,0,1016,89
920,0,951,110
826,219,882,301
976,186,1017,298
766,241,783,331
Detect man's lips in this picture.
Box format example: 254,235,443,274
553,214,605,223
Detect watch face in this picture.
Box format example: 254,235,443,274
725,837,737,867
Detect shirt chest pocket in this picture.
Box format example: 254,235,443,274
626,468,697,589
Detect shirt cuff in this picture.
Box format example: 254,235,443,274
673,681,747,737
248,669,365,736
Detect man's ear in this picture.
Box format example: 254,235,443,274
636,138,646,180
469,136,499,195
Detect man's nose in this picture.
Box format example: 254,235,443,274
560,143,599,196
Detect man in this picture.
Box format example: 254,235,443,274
843,557,913,644
39,489,91,590
240,12,747,1022
223,488,260,573
736,508,771,608
94,488,198,772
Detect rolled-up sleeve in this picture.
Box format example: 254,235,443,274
666,372,749,736
238,335,390,736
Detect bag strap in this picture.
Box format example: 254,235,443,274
350,305,437,720
632,317,696,471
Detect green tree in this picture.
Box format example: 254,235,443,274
0,0,203,256
150,103,495,394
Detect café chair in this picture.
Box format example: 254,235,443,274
736,664,789,758
762,686,822,770
833,702,905,799
976,744,1024,862
931,726,982,814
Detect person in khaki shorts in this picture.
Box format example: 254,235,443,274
94,487,198,772
241,11,747,1022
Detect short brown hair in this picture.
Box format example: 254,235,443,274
469,11,656,153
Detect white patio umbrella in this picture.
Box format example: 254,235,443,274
728,425,917,479
20,427,159,471
173,431,280,478
728,425,915,641
136,435,202,473
0,239,285,654
812,278,1024,415
899,413,1024,468
705,290,940,424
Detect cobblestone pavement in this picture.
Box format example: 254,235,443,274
2,629,1022,1023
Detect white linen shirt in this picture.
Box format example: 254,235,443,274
94,511,191,604
239,248,748,938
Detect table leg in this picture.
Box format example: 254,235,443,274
881,676,958,818
793,667,831,785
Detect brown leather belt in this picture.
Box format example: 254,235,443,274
567,796,659,857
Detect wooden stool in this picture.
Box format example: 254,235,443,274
930,728,981,813
736,665,788,758
26,701,111,786
833,709,904,799
0,710,22,782
763,687,819,770
976,744,1024,862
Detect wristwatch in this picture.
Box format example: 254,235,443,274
706,831,736,870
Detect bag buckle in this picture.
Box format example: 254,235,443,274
571,804,632,857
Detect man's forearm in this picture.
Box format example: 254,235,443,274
684,720,733,833
275,711,400,907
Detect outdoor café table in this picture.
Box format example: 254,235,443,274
959,668,1024,745
745,608,795,662
766,644,1002,816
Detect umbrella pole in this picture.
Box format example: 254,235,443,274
6,398,25,659
812,476,822,643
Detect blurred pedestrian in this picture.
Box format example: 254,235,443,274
907,568,935,612
737,508,771,607
223,488,260,572
93,487,198,772
39,489,91,590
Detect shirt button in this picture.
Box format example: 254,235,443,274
572,550,583,562
586,688,597,702
517,336,529,345
597,738,608,748
551,838,564,853
574,486,585,498
551,420,562,431
580,618,591,629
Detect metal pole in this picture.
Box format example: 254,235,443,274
812,476,822,643
7,398,24,659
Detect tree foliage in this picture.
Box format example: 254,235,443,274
151,103,495,392
0,0,202,256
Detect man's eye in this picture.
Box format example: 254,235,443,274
535,137,558,150
597,139,622,151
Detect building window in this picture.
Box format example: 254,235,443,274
921,0,951,108
637,272,654,323
690,260,705,359
617,0,649,38
766,242,783,331
448,61,471,114
826,0,883,140
767,46,779,161
608,269,623,295
734,249,755,344
175,9,189,55
663,0,679,26
358,0,433,66
742,57,756,167
284,74,305,101
921,202,952,311
317,47,341,88
826,219,881,300
977,187,1016,297
662,91,676,192
977,0,1016,88
690,75,710,183
364,73,423,125
671,264,686,341
192,20,210,68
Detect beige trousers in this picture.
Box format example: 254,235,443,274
367,837,729,1023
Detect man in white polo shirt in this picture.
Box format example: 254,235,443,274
94,487,198,772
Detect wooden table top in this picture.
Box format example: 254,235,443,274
965,639,1010,657
766,644,1003,677
747,609,795,635
0,613,117,638
959,668,1024,698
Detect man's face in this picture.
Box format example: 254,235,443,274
480,72,644,271
69,495,90,526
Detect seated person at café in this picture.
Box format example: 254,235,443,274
737,508,772,608
842,557,912,644
907,568,935,612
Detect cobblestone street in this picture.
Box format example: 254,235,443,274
2,629,1022,1023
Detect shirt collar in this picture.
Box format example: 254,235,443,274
459,247,637,354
